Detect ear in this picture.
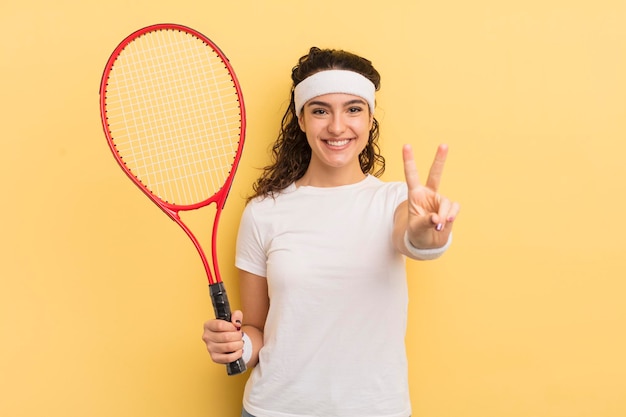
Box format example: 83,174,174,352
298,113,306,132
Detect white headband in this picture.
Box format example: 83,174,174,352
294,69,376,117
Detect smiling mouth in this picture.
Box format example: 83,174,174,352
324,139,351,147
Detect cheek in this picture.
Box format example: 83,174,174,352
358,118,373,137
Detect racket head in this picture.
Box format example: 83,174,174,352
99,24,246,211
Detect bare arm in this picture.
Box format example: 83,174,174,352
238,269,269,368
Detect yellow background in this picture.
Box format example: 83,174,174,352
1,0,625,416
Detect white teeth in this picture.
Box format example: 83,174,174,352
326,139,350,147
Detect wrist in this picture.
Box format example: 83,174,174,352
403,230,452,260
241,332,252,365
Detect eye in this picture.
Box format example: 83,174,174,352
348,106,364,114
312,108,328,115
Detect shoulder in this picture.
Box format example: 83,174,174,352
363,176,407,201
242,183,299,219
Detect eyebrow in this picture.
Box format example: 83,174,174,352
305,98,368,108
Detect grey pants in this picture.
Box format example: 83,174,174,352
241,408,255,417
241,407,409,417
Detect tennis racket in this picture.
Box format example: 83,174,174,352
99,23,246,375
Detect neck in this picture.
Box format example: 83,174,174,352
296,162,366,188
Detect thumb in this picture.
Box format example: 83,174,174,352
231,310,243,329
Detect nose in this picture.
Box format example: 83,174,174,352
327,113,346,135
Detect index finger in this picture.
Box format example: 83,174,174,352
402,144,421,190
425,144,449,191
204,318,238,332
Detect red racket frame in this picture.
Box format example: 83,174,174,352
99,24,247,375
99,23,246,286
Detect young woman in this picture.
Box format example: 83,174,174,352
202,46,460,417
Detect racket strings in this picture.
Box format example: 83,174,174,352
104,28,241,206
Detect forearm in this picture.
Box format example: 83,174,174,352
238,270,269,368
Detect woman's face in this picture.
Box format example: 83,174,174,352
298,93,373,174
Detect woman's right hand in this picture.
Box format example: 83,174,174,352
202,310,245,364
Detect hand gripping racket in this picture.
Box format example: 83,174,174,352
99,24,246,375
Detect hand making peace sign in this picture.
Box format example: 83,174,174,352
401,144,460,250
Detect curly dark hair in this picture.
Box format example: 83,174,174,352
248,47,385,202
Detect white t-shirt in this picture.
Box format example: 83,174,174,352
236,175,412,417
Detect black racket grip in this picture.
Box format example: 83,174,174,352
209,282,247,376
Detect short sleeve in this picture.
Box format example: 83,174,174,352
391,181,408,208
235,202,268,277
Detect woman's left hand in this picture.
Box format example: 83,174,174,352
402,143,460,249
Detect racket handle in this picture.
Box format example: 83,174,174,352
209,282,247,376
